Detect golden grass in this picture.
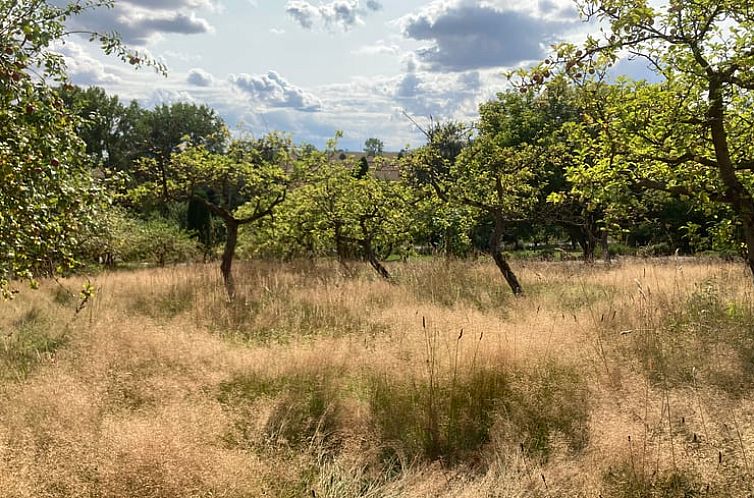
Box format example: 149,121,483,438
1,257,753,497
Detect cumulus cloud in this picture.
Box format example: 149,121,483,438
126,0,217,9
286,1,319,29
56,41,121,85
187,68,215,87
230,71,322,112
146,88,196,107
395,73,421,99
285,0,380,31
401,0,578,71
65,0,216,45
388,67,496,118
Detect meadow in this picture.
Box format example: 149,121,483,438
2,257,754,497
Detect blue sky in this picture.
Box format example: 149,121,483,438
59,0,650,150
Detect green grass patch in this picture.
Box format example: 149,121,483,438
603,463,706,498
0,306,68,381
368,362,589,466
628,279,754,394
219,369,343,449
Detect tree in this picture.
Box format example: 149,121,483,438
354,156,370,179
524,0,754,275
364,137,384,157
57,85,142,171
141,102,227,208
450,91,552,295
134,136,289,296
264,152,411,279
0,0,158,298
532,77,616,262
403,98,550,296
401,121,476,258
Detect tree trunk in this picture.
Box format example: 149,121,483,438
221,220,239,298
578,236,596,263
563,224,596,263
490,216,524,296
361,239,391,281
601,230,612,264
708,78,754,277
333,222,352,273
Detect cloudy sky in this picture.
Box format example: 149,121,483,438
58,0,648,150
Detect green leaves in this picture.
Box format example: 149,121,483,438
0,0,169,297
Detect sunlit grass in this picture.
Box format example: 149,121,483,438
0,257,753,496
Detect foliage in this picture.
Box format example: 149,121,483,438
131,135,290,294
401,121,476,257
520,0,754,273
57,85,145,171
78,208,198,267
272,155,412,277
0,0,164,297
1,1,104,297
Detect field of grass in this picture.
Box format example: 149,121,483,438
2,257,754,497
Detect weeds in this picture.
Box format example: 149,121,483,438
624,278,754,393
604,462,705,498
128,279,196,320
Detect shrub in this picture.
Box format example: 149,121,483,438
80,210,199,267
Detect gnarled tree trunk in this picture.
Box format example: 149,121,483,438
221,220,238,299
708,78,754,278
490,215,524,296
361,238,391,281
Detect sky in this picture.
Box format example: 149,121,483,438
57,0,652,151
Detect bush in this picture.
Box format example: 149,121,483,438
80,210,199,267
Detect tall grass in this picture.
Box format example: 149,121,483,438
0,258,753,496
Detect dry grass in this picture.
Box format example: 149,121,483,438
1,257,754,497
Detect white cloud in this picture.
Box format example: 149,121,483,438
230,71,322,112
285,0,381,31
400,0,580,71
56,41,121,85
146,88,196,107
352,41,400,56
187,68,215,87
162,50,203,63
66,0,216,45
